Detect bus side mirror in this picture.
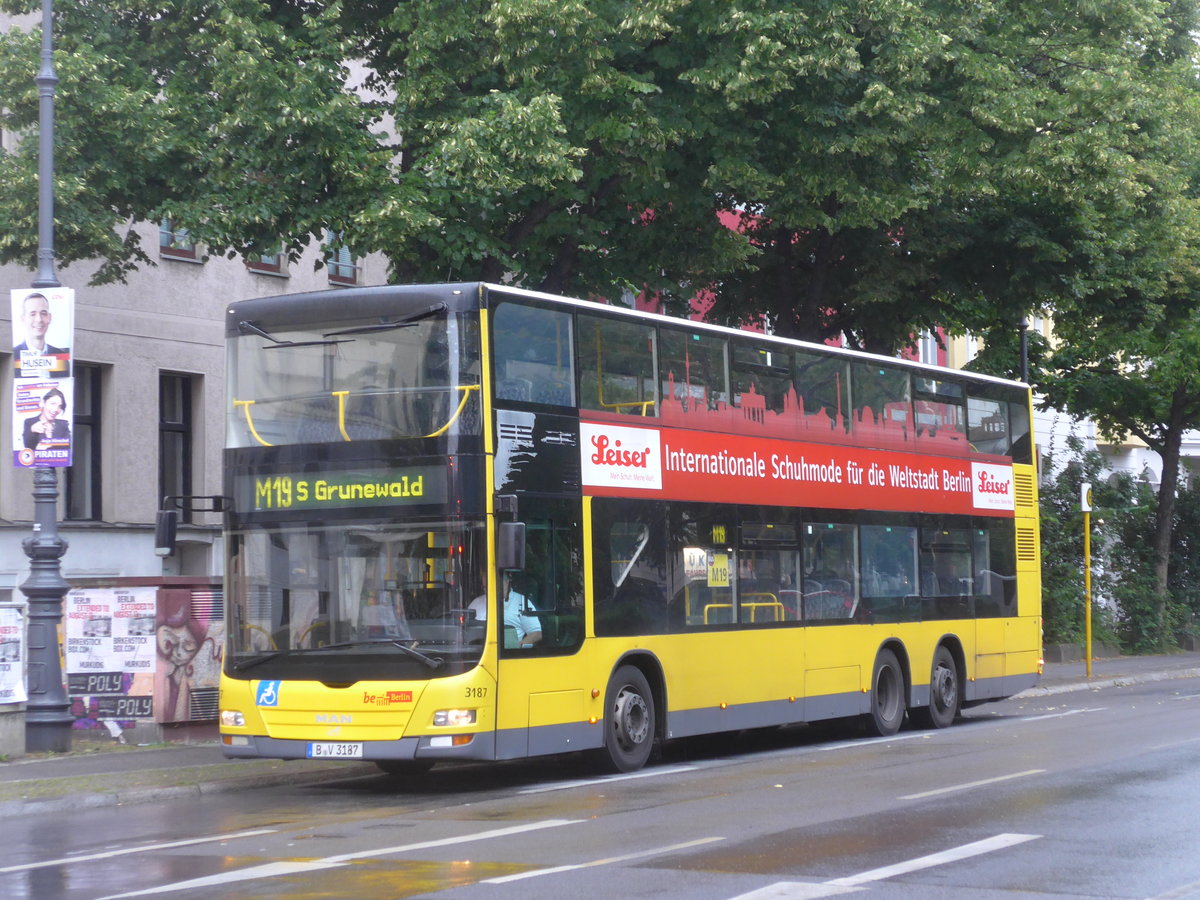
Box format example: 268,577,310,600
154,508,178,558
497,522,526,571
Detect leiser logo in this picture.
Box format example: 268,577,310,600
580,423,663,491
971,462,1015,511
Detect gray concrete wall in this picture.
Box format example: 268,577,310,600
0,220,388,595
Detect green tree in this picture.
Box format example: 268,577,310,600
1038,441,1119,646
0,0,387,280
0,0,1185,362
965,19,1200,651
668,0,1183,352
1038,300,1200,650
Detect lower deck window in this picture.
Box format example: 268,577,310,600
592,498,1017,636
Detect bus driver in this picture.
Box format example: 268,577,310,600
469,576,542,648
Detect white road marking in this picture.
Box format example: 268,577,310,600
98,861,344,898
95,819,583,899
519,764,699,793
727,882,863,898
1146,876,1200,899
898,768,1045,800
825,833,1041,887
729,833,1041,898
812,732,930,751
0,828,278,875
318,818,583,863
1020,707,1106,722
482,836,725,884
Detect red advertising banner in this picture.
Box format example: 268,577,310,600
580,420,1014,517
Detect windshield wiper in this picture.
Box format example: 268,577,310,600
231,650,288,672
313,638,444,671
323,302,448,336
238,320,352,349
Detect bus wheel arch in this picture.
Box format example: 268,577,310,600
867,642,908,737
596,653,664,773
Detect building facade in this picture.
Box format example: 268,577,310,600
0,220,387,605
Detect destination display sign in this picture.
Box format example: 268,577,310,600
235,465,448,512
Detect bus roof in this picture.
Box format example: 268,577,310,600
227,281,1028,392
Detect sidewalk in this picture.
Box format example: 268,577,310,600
2,650,1198,814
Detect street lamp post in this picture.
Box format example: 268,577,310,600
22,0,72,753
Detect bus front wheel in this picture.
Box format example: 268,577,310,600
867,648,905,736
599,665,656,773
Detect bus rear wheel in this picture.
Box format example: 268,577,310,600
867,648,905,737
913,645,960,729
599,665,656,773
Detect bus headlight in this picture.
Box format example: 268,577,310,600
433,709,476,727
221,710,246,727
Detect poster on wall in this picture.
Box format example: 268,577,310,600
155,589,225,723
10,287,74,469
65,587,156,727
0,605,26,704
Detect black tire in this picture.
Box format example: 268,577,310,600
867,648,905,737
598,664,656,773
913,645,960,730
375,759,435,777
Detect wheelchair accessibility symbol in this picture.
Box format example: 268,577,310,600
255,680,281,707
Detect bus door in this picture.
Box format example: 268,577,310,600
493,499,588,759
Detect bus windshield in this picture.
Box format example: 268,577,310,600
227,309,481,448
226,517,487,680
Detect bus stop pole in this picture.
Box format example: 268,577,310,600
1081,483,1093,679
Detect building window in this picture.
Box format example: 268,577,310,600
65,363,102,521
159,373,194,524
917,330,940,366
247,248,287,276
325,231,360,285
159,219,199,261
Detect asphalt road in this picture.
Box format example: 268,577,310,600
4,671,1200,900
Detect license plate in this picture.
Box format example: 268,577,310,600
307,742,363,759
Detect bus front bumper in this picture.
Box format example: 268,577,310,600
220,731,497,762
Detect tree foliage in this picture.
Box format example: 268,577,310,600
0,0,1190,356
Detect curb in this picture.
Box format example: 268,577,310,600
1015,666,1200,699
0,760,378,815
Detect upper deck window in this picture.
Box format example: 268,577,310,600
577,313,657,417
660,329,728,415
850,362,912,449
227,310,480,448
491,302,574,407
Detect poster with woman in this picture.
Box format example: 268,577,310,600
12,378,72,467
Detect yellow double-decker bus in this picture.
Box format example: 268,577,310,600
219,282,1041,774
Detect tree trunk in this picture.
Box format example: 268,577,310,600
1151,387,1188,650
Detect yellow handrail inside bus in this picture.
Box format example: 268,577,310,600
422,384,480,438
703,601,733,624
332,390,351,441
234,399,274,447
741,593,784,623
593,323,656,415
236,383,480,446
